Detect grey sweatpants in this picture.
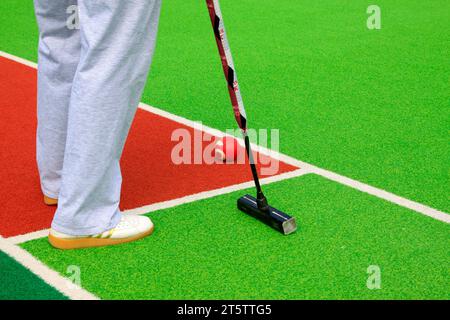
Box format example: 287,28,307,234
34,0,161,235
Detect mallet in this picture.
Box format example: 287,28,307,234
206,0,297,235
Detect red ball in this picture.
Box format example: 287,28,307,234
215,136,239,163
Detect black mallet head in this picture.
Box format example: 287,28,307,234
237,194,297,235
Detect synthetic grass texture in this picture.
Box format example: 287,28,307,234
21,174,450,300
1,0,448,213
0,251,67,300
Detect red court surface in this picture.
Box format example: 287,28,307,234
0,56,298,237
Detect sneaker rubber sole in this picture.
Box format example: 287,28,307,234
43,195,58,206
48,226,154,250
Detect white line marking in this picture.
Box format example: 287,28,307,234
123,168,311,215
311,167,450,223
0,236,99,300
8,229,50,245
8,169,310,243
0,50,37,69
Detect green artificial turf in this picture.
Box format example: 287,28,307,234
0,0,448,213
0,250,67,300
21,174,449,300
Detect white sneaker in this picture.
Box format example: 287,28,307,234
48,214,154,250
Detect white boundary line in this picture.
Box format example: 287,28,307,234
7,169,310,244
0,50,37,69
123,168,310,215
1,49,449,224
8,229,51,245
0,236,99,300
312,168,450,223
